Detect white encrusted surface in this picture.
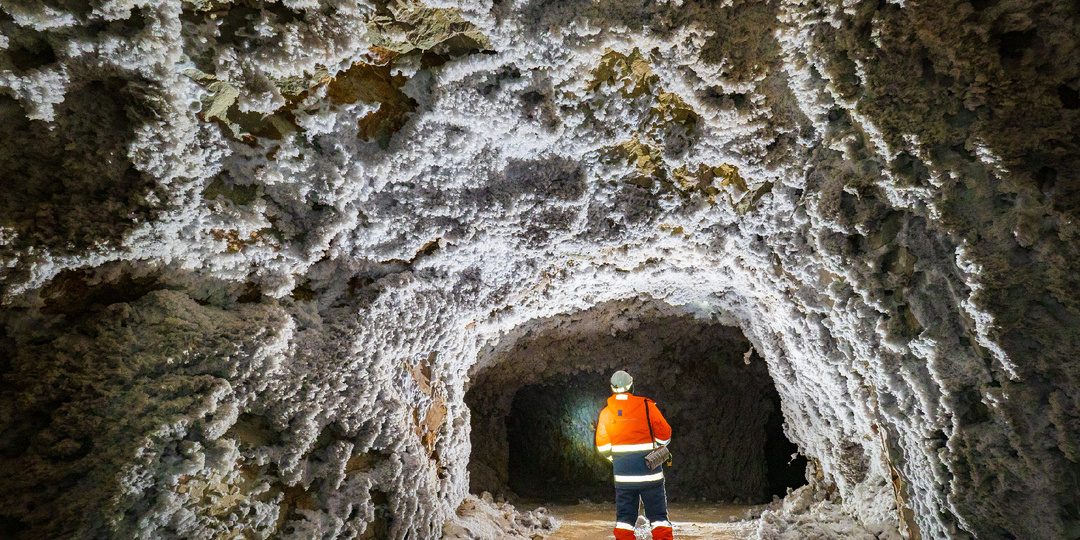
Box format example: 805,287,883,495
2,0,1078,539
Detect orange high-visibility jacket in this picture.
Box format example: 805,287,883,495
595,393,672,485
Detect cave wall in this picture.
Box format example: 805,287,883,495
504,375,616,503
1,0,1079,539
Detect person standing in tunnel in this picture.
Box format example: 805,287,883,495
595,370,674,540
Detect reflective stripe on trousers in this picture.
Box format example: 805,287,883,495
614,482,672,540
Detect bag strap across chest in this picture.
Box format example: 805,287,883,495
644,398,656,449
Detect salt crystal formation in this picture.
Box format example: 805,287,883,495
1,0,1078,539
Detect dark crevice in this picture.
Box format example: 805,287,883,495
361,490,391,539
39,267,163,317
998,30,1037,60
7,30,57,71
764,392,808,497
1058,85,1080,110
0,78,156,262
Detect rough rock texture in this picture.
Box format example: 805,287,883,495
752,483,894,540
441,493,557,539
1,0,1079,539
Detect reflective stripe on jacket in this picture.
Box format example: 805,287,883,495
595,393,672,485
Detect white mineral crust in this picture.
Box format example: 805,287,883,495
2,0,1078,539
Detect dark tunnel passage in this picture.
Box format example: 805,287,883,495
466,302,808,505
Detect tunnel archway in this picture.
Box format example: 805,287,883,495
466,300,808,504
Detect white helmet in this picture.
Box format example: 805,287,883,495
610,370,633,393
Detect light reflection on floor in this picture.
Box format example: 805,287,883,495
540,501,764,540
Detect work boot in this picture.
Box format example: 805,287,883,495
650,520,673,540
613,521,636,540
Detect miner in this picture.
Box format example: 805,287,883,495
595,370,674,540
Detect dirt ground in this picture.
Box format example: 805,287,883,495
541,501,763,540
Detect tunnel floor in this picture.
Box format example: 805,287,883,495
540,501,761,539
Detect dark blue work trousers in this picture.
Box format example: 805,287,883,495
615,482,669,527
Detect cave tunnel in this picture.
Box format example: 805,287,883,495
466,302,808,505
